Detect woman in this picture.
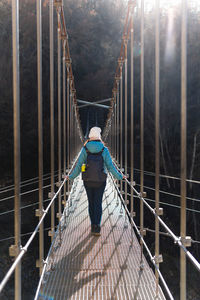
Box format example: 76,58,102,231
66,127,125,236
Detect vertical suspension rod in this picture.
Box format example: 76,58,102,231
140,0,145,265
115,94,117,159
69,81,73,164
36,0,44,276
116,81,120,164
124,36,128,206
57,9,62,241
130,6,134,217
120,63,123,194
67,67,70,194
12,0,21,298
63,41,67,208
155,0,160,296
180,1,187,299
49,0,55,243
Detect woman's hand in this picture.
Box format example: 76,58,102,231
65,175,69,180
123,175,127,180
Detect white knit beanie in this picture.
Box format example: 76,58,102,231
88,127,102,139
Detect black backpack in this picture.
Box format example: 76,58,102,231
82,146,107,187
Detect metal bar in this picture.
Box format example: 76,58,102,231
155,0,160,296
130,8,134,217
124,37,128,206
67,68,70,194
71,94,74,158
111,106,113,156
50,0,55,243
120,64,123,194
77,98,111,105
180,0,187,299
78,103,110,109
116,84,119,164
115,98,117,160
57,10,62,242
70,85,73,161
12,0,21,298
140,0,145,266
36,0,44,276
63,43,66,208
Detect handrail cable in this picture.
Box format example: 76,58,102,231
143,196,200,215
109,174,174,300
0,170,59,194
0,184,51,203
33,177,76,300
124,177,200,273
1,182,200,219
136,227,200,244
0,153,79,294
133,167,200,185
135,183,200,204
0,193,64,217
0,227,52,243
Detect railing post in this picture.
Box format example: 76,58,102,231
115,76,120,164
11,0,21,298
119,58,123,194
140,0,145,267
115,94,117,160
63,41,67,208
49,0,55,243
155,0,161,296
123,35,128,207
57,9,62,243
69,79,73,163
66,62,70,193
36,0,44,275
180,0,187,299
130,3,134,218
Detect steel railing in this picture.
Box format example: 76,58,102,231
0,153,80,294
110,173,200,299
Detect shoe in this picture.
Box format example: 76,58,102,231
93,225,101,236
91,224,96,235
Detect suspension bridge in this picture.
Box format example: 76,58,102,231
0,0,200,299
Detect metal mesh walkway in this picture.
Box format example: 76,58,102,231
39,177,166,300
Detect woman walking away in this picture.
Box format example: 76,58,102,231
66,126,125,236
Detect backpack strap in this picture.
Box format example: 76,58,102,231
84,146,105,155
84,146,89,154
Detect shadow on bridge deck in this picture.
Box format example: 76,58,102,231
38,177,166,300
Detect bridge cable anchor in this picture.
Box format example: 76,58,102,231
9,244,20,257
154,207,163,216
139,191,147,198
48,192,56,199
181,236,192,247
35,208,45,217
153,254,163,265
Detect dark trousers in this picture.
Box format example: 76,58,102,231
84,182,106,225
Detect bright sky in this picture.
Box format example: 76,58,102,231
130,0,200,11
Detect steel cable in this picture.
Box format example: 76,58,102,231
123,177,200,273
0,152,80,293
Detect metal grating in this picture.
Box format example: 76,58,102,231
38,177,166,300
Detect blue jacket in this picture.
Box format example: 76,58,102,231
69,140,123,181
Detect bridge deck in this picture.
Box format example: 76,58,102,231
39,177,166,300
